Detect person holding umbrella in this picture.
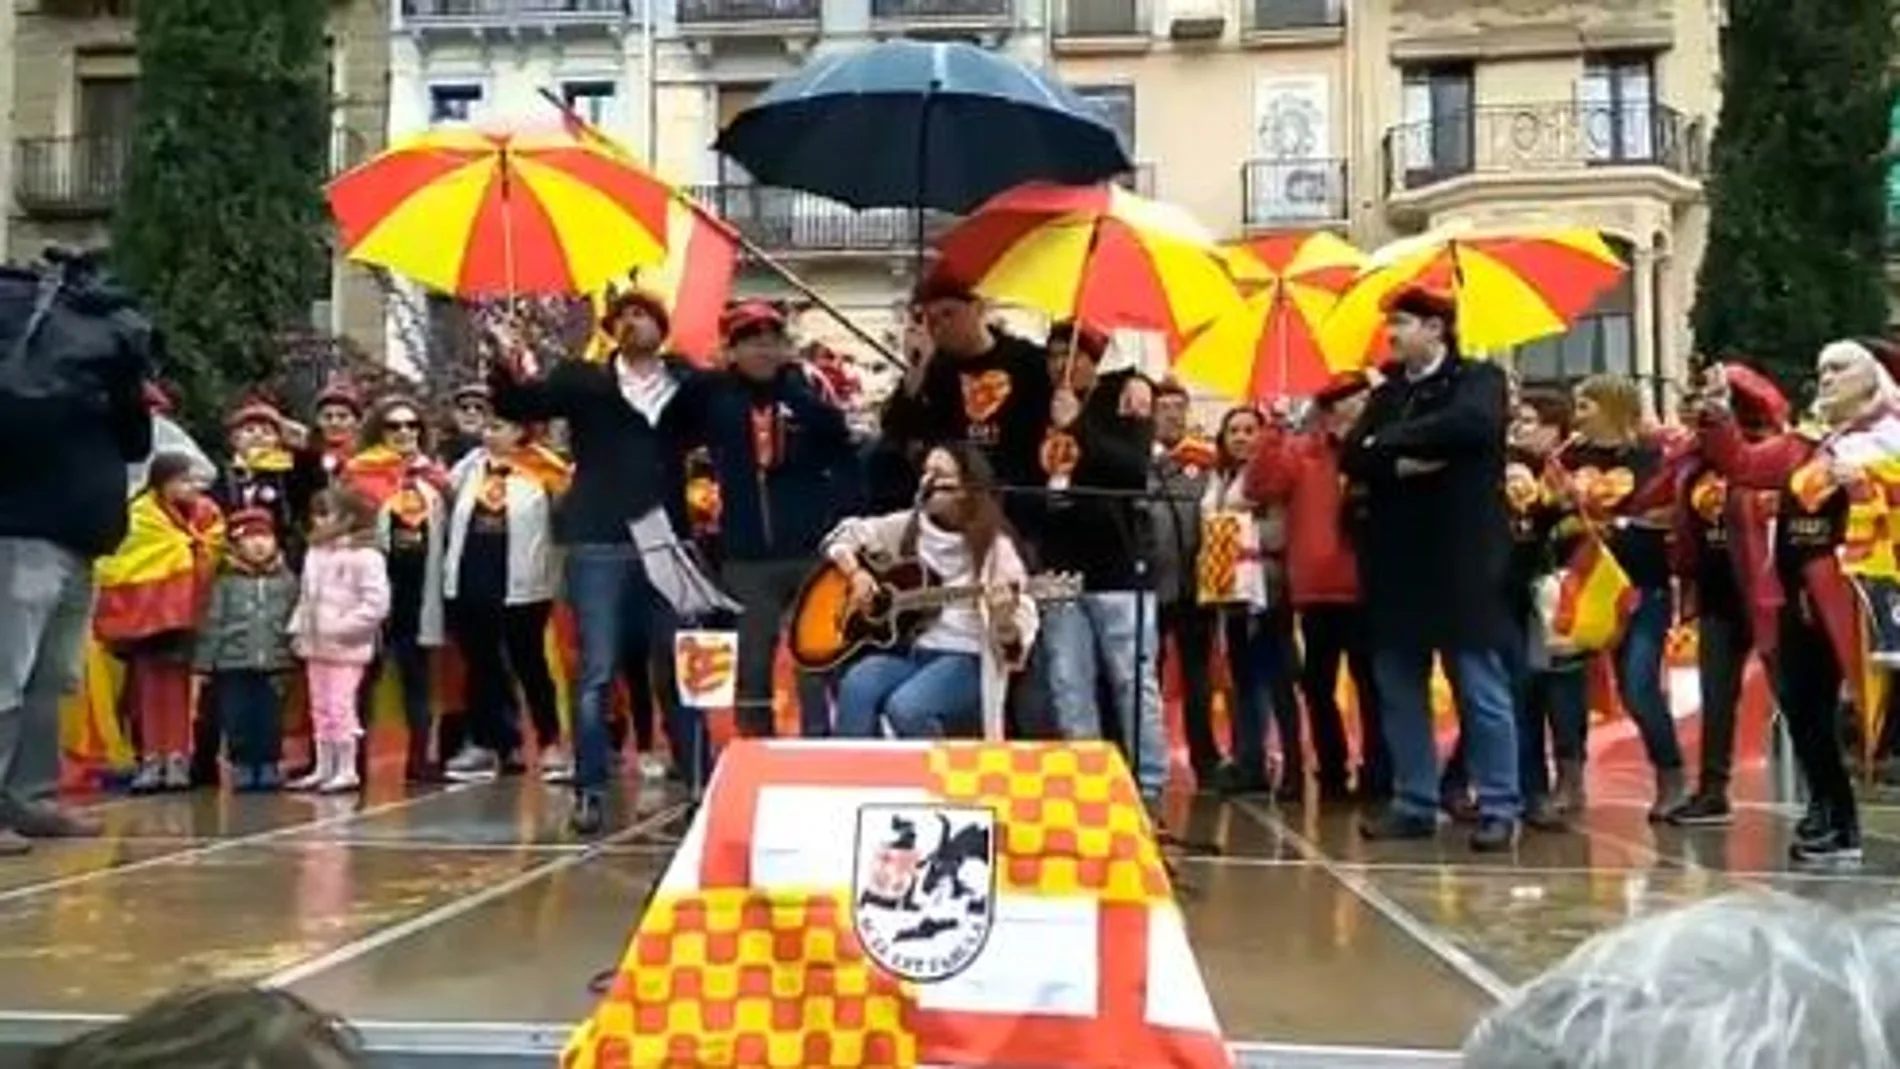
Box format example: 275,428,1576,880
488,288,707,836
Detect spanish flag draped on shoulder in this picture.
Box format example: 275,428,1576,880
557,105,739,365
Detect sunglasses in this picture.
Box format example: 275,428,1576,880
385,420,421,432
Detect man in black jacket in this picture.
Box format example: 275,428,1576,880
1029,322,1168,808
698,302,855,737
489,288,704,835
0,362,150,854
1340,287,1519,851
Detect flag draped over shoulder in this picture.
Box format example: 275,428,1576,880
92,492,223,644
1841,456,1900,767
1547,533,1637,655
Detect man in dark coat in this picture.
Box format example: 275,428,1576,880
1339,286,1519,851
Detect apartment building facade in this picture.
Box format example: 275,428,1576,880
1053,0,1718,404
7,0,393,357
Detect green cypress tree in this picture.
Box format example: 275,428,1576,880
1691,0,1895,389
112,0,332,442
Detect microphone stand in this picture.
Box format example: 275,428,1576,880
996,483,1225,877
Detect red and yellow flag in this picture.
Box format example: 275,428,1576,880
1548,535,1637,654
92,492,224,644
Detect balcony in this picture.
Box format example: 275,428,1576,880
677,0,819,52
1240,0,1344,42
869,0,1014,38
686,184,957,259
397,0,629,38
1052,0,1150,50
15,130,375,218
13,136,131,217
1241,158,1347,230
1381,103,1705,219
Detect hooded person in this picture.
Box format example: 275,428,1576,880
1665,363,1788,827
1693,339,1900,866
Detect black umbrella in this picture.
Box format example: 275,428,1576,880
713,39,1132,215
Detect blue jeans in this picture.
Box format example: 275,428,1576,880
1224,608,1302,777
835,649,981,738
566,544,706,793
1497,622,1589,802
1043,592,1168,801
1611,585,1683,772
1376,643,1521,821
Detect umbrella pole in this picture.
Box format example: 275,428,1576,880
911,85,936,290
534,87,905,373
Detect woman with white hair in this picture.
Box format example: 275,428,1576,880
1463,891,1900,1068
1691,338,1900,866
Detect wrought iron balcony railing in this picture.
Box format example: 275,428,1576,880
870,0,1012,22
685,184,959,255
1241,158,1347,227
399,0,628,27
678,0,820,24
1382,103,1704,195
14,135,132,215
15,131,374,216
1241,0,1344,33
1053,0,1149,37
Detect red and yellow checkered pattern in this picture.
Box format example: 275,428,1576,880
565,889,917,1069
928,743,1171,903
1196,511,1244,604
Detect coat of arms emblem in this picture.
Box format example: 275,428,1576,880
851,803,996,983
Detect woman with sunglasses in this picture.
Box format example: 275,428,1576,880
342,396,451,783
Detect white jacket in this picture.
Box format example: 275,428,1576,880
443,448,559,606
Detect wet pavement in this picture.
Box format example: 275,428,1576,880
0,750,1893,1063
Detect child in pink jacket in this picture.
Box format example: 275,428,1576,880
288,488,391,794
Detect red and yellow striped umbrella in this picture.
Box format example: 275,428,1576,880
328,126,672,298
1322,225,1628,361
1174,231,1366,401
933,182,1240,335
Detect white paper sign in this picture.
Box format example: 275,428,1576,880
674,629,739,709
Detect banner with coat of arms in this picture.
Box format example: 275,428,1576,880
565,740,1231,1069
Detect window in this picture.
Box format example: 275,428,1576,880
562,80,618,128
1073,84,1136,156
1510,238,1637,385
428,83,484,124
1398,64,1472,179
77,76,138,140
1580,55,1655,162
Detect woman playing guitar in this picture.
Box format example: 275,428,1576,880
822,443,1039,740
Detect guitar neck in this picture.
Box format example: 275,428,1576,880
890,584,990,613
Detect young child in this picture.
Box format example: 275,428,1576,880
192,508,299,792
93,452,223,793
288,489,390,794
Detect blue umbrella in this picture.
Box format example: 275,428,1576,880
713,40,1132,215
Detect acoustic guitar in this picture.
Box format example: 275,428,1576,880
788,556,1083,671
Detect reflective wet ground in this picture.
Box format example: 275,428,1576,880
0,748,1892,1064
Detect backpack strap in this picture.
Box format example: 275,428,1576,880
898,510,922,561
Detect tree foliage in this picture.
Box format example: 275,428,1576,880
112,0,332,444
1691,0,1896,389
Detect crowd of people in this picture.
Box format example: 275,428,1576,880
1,266,1896,864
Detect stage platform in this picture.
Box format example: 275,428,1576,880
2,748,1897,1068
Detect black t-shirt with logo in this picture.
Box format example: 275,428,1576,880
1555,439,1670,591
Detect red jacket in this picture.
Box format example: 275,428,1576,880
1243,427,1359,606
1699,416,1861,681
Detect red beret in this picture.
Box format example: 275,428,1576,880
225,398,284,430
315,378,363,414
722,300,786,343
1724,364,1789,428
1381,285,1458,326
602,287,671,339
912,271,978,306
1049,319,1109,362
1315,370,1371,407
228,508,276,540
